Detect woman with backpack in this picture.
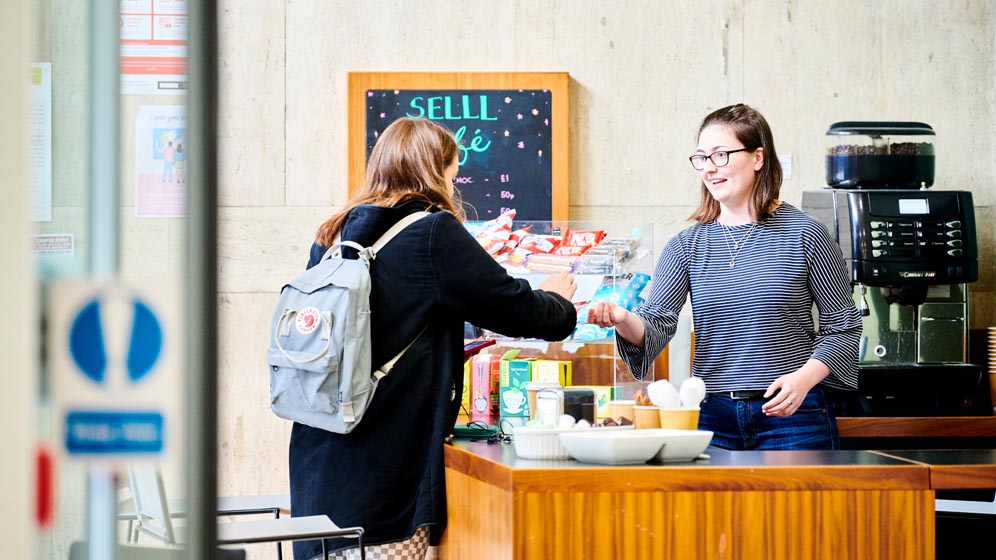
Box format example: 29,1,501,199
289,116,577,560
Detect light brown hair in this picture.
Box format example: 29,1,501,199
316,117,464,246
689,103,783,223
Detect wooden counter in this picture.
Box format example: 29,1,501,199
872,449,996,490
440,441,933,560
838,416,996,439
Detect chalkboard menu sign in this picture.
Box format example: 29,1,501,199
348,73,570,221
365,89,552,221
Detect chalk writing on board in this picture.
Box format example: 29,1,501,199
366,89,553,221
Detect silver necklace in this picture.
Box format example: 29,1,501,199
719,222,757,268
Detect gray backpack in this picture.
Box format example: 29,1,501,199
268,211,429,433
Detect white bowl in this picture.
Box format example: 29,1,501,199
512,426,575,460
558,430,668,465
512,425,633,460
650,429,714,463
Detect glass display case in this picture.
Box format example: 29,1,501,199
463,217,659,423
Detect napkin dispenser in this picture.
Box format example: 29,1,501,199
563,388,596,424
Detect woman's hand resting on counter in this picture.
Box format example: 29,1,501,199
538,271,577,302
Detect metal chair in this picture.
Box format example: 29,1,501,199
118,491,291,557
125,462,365,560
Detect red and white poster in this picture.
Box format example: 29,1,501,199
120,0,188,95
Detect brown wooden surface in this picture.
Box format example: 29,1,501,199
440,443,934,560
445,442,931,491
347,72,571,221
838,416,996,438
872,449,996,489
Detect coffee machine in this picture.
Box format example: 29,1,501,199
802,122,988,416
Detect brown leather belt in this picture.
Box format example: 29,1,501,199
709,390,768,400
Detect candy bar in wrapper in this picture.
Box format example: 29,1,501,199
525,253,578,273
563,229,607,247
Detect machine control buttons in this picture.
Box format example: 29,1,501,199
874,345,887,358
945,230,962,238
945,221,962,228
947,249,964,257
947,239,963,248
872,249,888,257
917,220,946,228
894,221,916,229
871,231,887,239
870,221,887,229
871,240,885,248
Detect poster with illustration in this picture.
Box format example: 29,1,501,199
135,105,187,217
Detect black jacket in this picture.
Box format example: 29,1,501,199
289,200,576,558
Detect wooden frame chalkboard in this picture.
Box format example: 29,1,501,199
348,72,570,221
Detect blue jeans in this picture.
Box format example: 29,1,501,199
698,387,840,450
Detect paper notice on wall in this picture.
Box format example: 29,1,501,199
120,0,188,95
135,105,187,217
33,234,75,257
29,62,52,222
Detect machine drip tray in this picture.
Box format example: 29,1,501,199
833,364,991,416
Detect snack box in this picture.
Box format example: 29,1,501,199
571,385,613,419
470,353,502,418
499,358,535,417
461,360,471,413
532,359,572,386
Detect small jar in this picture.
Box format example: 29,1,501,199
533,386,564,423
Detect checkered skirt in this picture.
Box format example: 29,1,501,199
321,526,434,560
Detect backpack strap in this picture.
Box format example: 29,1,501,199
374,324,428,380
361,211,431,265
324,211,431,264
366,211,432,380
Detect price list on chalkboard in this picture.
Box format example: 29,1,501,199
366,89,553,221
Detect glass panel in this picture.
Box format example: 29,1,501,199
462,217,658,427
27,1,203,558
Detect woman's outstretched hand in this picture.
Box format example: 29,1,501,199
586,300,628,328
538,271,577,301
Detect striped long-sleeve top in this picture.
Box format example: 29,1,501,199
619,203,862,392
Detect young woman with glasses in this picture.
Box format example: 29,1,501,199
587,103,861,450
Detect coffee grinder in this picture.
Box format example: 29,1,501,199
802,121,989,416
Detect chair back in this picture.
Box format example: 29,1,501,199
126,462,177,545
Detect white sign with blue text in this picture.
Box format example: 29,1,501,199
50,280,182,460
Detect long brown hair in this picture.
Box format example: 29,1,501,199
689,103,783,224
316,117,465,246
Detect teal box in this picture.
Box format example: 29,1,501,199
499,359,533,417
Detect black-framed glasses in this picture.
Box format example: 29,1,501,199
689,148,749,170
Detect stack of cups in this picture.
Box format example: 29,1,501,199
658,407,700,430
606,400,636,424
525,381,562,422
989,327,996,410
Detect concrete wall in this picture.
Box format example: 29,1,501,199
214,2,996,519
32,2,996,558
